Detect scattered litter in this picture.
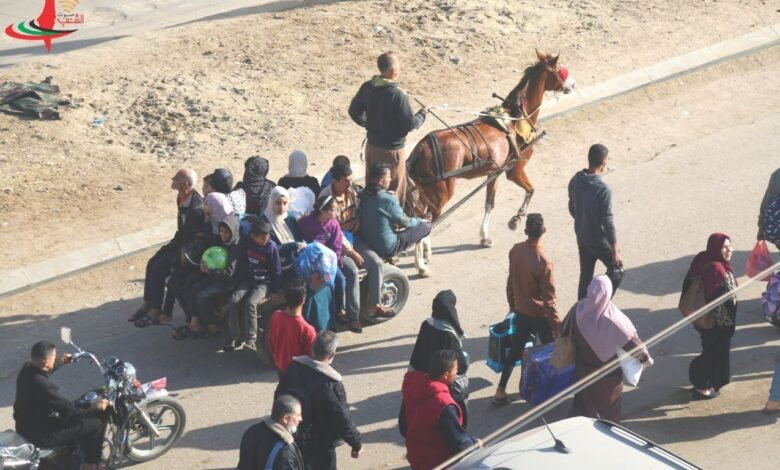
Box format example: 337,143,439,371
92,116,108,127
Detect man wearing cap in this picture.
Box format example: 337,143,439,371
492,213,560,405
348,51,427,207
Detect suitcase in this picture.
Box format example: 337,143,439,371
520,342,576,405
486,312,536,373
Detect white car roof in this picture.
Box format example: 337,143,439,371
453,417,699,469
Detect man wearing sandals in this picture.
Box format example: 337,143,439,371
130,168,203,326
492,214,560,405
320,164,393,317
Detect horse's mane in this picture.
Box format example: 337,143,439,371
504,61,545,117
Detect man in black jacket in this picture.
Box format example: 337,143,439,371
568,144,623,299
348,51,427,207
275,331,362,470
13,341,109,470
238,394,305,470
131,168,204,325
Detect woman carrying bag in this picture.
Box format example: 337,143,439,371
683,232,738,400
568,275,653,423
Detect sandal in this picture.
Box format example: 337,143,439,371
134,315,154,328
491,396,511,406
128,309,147,322
335,310,349,324
348,321,363,334
152,315,172,325
369,306,395,317
171,325,194,341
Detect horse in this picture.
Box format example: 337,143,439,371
404,50,575,276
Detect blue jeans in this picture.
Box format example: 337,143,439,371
770,353,780,402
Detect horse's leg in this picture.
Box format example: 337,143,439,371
413,180,450,277
480,177,499,247
506,154,535,231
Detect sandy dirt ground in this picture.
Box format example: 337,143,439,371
1,44,779,469
0,0,778,267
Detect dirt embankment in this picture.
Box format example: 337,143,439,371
0,0,776,266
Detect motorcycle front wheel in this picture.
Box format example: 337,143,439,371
125,396,186,462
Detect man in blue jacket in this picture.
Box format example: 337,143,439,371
348,52,427,207
358,164,431,259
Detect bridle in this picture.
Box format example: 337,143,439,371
517,64,573,125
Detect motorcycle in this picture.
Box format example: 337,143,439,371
0,328,186,469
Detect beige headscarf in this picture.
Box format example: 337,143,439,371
264,186,296,244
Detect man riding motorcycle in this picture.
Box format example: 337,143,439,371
13,341,109,470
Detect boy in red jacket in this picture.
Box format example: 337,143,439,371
268,278,317,376
401,350,481,470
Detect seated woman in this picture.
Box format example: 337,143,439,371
235,156,275,216
278,150,321,199
262,186,306,281
297,195,365,333
293,242,343,333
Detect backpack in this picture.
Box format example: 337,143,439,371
765,193,780,245
762,271,780,326
678,265,715,329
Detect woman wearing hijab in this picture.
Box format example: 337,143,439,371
235,156,276,216
203,192,234,240
684,233,738,400
298,195,365,333
569,275,653,422
278,150,321,199
262,186,305,274
402,290,471,429
409,290,469,375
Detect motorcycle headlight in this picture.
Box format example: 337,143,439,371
122,362,137,382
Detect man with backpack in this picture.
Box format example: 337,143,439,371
238,394,305,470
758,167,780,251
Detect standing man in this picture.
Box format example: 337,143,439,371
275,331,362,470
492,214,560,405
349,51,427,207
757,167,780,251
131,168,203,325
238,394,305,470
568,144,622,300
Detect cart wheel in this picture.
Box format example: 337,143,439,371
360,265,409,324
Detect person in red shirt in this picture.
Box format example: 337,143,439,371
268,278,317,375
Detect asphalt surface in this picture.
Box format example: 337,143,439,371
1,47,779,469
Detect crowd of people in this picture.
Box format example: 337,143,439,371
11,47,780,470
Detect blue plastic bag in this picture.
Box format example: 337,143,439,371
520,342,576,405
293,242,338,285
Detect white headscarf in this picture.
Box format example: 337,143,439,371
288,150,308,178
264,186,296,244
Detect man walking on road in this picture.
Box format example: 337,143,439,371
238,394,305,470
492,214,560,405
348,51,427,207
275,331,362,470
568,144,623,300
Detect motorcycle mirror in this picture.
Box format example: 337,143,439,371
60,327,72,345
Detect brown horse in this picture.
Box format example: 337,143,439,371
404,51,574,275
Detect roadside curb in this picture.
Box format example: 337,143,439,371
1,22,779,300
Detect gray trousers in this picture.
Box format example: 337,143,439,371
355,240,384,307
341,257,360,321
227,281,268,342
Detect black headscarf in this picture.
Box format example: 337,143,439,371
211,168,233,194
237,156,276,215
431,290,464,337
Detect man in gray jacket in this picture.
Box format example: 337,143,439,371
568,144,622,299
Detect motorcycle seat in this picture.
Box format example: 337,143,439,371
0,429,55,460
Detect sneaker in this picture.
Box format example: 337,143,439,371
221,340,242,352
242,340,258,352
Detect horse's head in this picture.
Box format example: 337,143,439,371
536,49,575,94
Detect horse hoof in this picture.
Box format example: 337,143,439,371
481,238,493,248
418,268,434,278
508,217,520,231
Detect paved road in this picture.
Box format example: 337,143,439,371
1,47,779,469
